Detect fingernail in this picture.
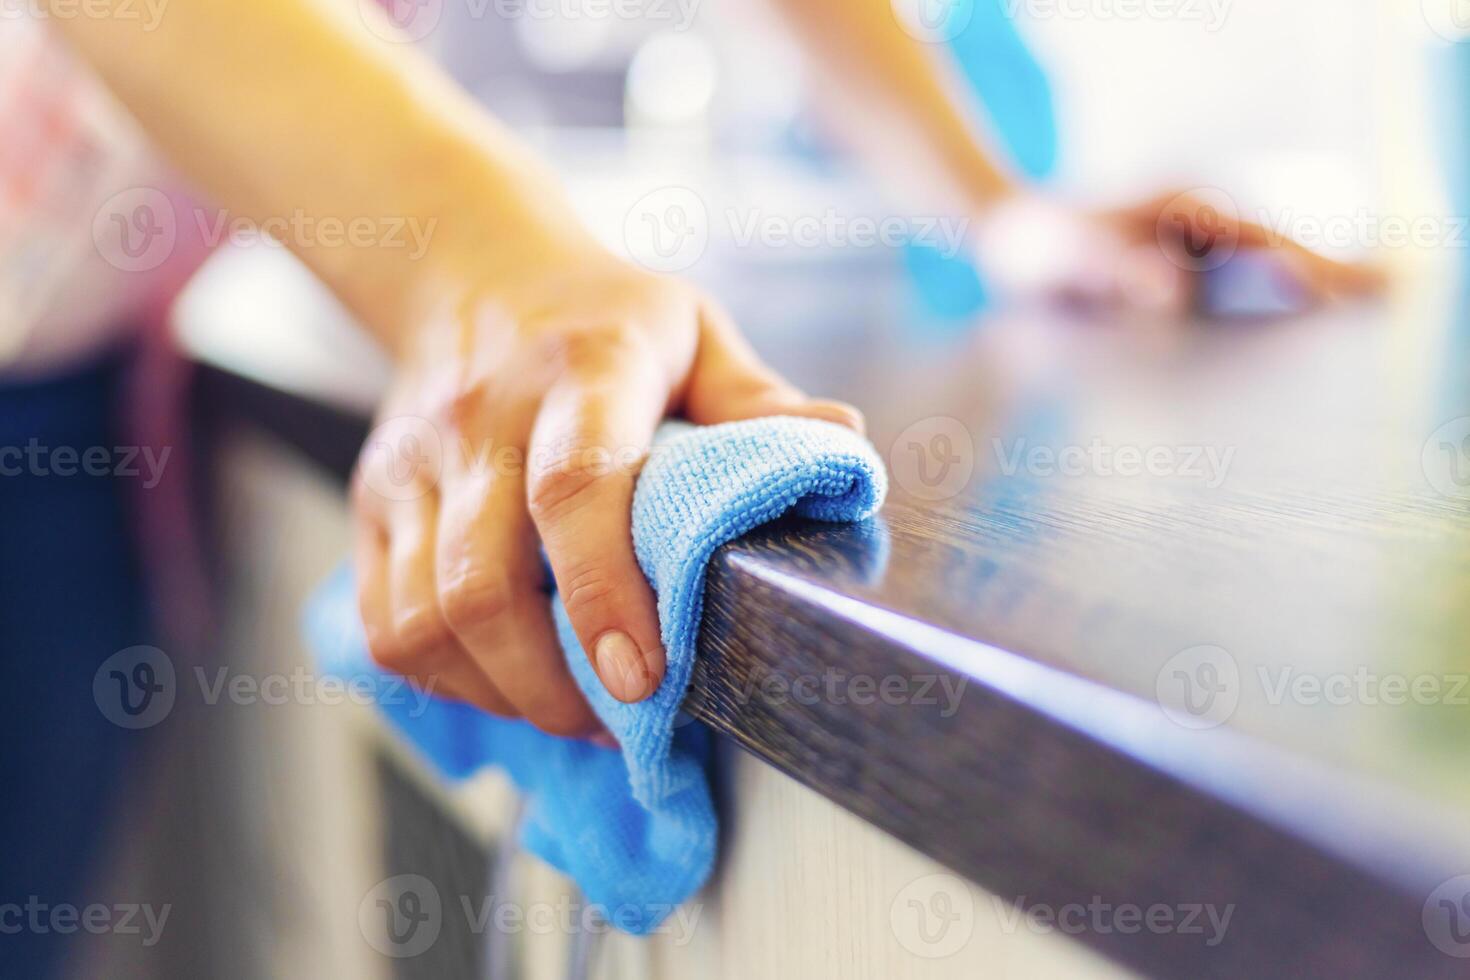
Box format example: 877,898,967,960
589,729,620,750
808,400,866,434
595,631,652,702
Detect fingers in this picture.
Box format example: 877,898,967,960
384,490,517,713
353,295,863,726
683,303,865,432
526,337,668,703
1243,229,1388,301
435,457,602,737
351,488,505,710
354,413,602,736
1134,192,1387,307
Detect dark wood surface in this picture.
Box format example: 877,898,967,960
185,245,1470,978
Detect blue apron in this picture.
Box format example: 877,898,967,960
0,351,153,977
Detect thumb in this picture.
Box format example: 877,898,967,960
681,303,864,433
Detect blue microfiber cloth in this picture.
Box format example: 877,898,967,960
304,417,887,933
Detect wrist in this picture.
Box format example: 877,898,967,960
337,124,614,354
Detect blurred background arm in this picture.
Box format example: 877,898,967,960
763,0,1383,312
762,0,1016,218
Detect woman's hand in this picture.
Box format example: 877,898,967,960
974,190,1386,314
48,0,867,736
351,249,862,736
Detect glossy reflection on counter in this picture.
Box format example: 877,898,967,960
728,269,1470,825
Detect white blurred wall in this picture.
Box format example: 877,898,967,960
1012,0,1447,241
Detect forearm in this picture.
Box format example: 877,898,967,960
46,0,602,349
765,0,1014,214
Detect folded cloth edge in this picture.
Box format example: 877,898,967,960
304,415,888,934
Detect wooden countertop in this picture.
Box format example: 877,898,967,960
179,241,1470,979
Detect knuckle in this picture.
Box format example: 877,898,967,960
393,604,450,655
439,570,514,632
527,461,609,520
537,325,640,378
560,564,620,617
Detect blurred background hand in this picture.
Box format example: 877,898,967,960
973,189,1387,315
